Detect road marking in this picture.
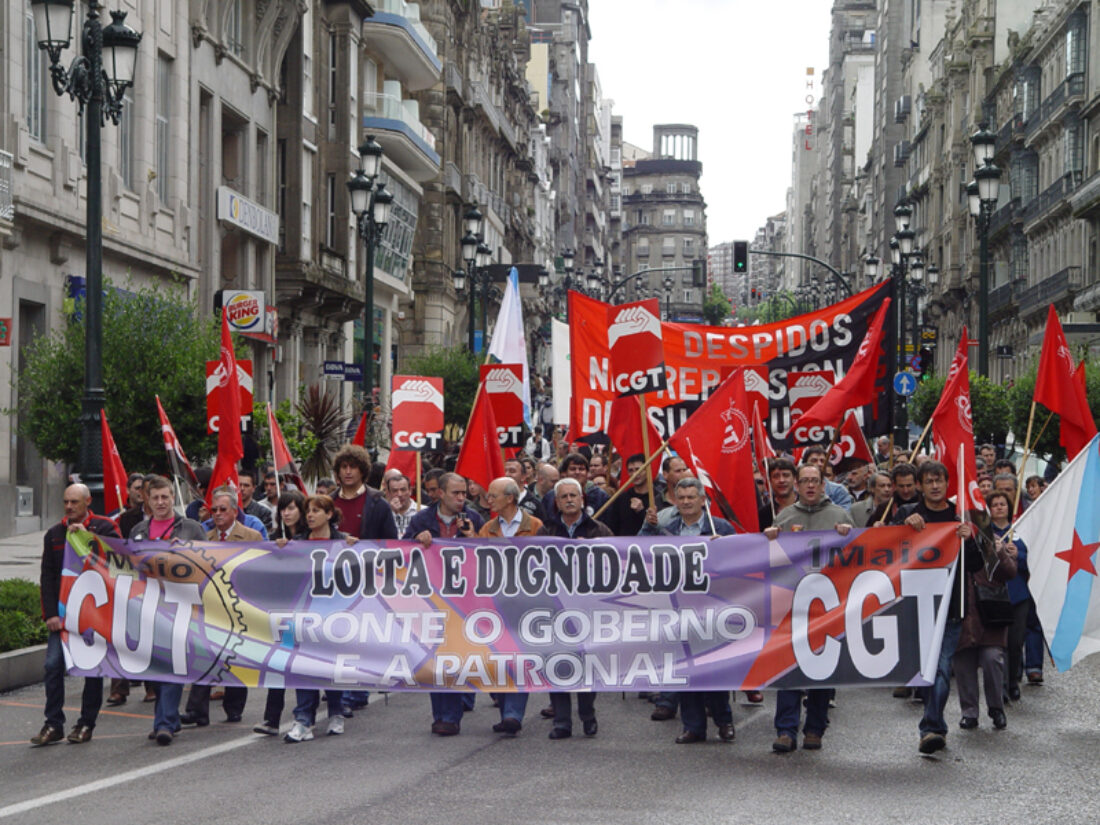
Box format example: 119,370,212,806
0,732,265,819
0,700,152,719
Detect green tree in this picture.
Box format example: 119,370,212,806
910,371,1010,447
11,281,234,473
403,346,481,433
702,283,732,326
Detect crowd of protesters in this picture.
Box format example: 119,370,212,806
34,425,1049,757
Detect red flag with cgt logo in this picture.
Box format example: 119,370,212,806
606,299,667,397
929,328,984,511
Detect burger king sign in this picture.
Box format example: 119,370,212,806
221,290,265,333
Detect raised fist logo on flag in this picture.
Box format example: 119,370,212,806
392,379,444,411
607,304,662,347
484,367,524,398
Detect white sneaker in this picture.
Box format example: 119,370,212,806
326,715,345,736
283,722,314,743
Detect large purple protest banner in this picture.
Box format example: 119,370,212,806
58,525,959,692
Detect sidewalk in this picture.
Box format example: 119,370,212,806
0,530,46,584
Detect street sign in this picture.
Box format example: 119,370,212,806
909,354,922,370
893,371,917,397
323,361,345,378
343,363,363,382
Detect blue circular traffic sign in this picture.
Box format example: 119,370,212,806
894,371,917,396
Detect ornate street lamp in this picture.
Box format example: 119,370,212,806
348,136,392,400
970,123,1003,377
30,0,141,511
864,255,880,285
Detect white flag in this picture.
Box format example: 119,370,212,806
487,267,532,424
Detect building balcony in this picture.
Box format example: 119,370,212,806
1023,173,1079,230
444,61,464,102
363,92,440,181
443,161,462,197
1070,168,1100,218
1017,266,1083,320
275,254,364,323
468,80,518,149
0,150,13,239
988,198,1018,238
988,277,1024,319
1074,279,1100,312
363,0,441,92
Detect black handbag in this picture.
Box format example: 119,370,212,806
974,580,1014,627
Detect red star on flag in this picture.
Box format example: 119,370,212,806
1055,530,1100,582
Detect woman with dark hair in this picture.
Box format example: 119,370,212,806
953,492,1017,731
989,489,1037,701
253,489,308,736
271,490,306,545
284,494,349,743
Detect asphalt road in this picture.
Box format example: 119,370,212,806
2,657,1099,825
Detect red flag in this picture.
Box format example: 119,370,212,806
793,299,891,431
207,313,244,505
829,413,875,467
928,329,984,511
1035,305,1097,458
668,369,759,533
266,403,307,495
385,448,418,482
751,400,776,478
351,410,368,447
606,395,661,486
155,395,202,500
100,411,128,515
455,386,505,492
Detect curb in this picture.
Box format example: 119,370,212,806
0,644,46,693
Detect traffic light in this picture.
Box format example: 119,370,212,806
918,347,934,381
733,241,748,273
691,258,707,287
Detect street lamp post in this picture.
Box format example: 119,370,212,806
348,136,393,401
31,0,141,511
663,276,674,320
459,204,482,352
969,124,1002,377
476,240,492,347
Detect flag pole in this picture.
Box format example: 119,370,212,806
591,440,669,521
1009,409,1054,540
907,413,937,464
957,444,968,618
416,451,422,507
638,395,656,510
267,404,282,500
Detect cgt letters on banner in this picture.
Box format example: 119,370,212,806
58,524,958,692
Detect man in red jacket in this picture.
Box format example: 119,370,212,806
31,484,121,746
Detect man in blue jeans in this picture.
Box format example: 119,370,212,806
891,460,982,755
31,484,121,746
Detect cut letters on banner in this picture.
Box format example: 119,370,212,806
60,524,959,692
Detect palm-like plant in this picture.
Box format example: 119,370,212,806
296,384,348,482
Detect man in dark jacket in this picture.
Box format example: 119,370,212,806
31,484,121,746
602,454,653,536
128,475,206,745
536,478,612,739
892,460,983,755
402,472,484,735
330,445,398,540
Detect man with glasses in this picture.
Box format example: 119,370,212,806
763,464,852,753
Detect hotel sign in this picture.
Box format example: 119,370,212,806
216,186,279,245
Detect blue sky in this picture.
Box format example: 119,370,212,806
587,0,832,246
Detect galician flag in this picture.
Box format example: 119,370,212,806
487,267,531,425
1014,433,1100,671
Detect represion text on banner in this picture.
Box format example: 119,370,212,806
58,525,959,693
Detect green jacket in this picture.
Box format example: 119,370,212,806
773,497,850,532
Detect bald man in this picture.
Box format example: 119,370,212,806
32,484,121,746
